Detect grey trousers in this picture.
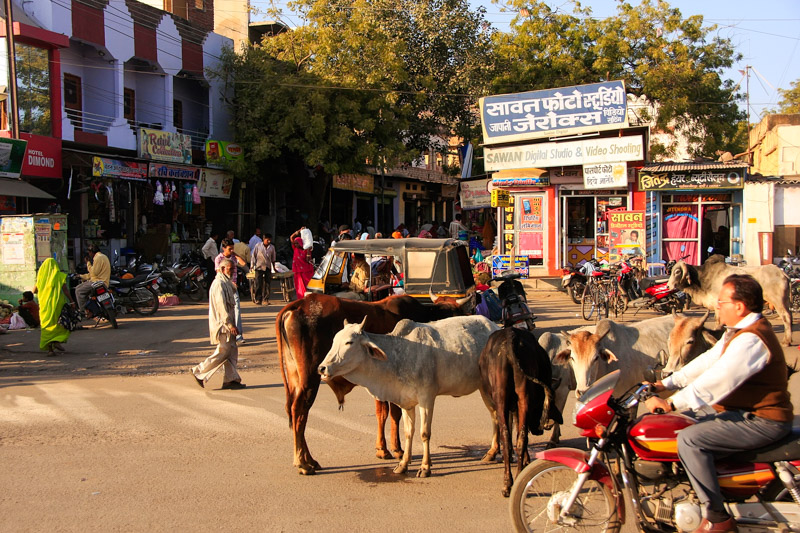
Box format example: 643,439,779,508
192,334,241,384
75,280,95,312
233,290,243,341
677,410,791,515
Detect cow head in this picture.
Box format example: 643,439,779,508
667,261,689,290
553,320,619,397
665,310,721,376
318,317,387,380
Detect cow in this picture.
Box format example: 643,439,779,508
276,293,466,475
538,330,580,447
663,311,723,376
477,328,561,497
668,255,793,346
317,315,499,478
553,315,676,398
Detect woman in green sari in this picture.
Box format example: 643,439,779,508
35,258,74,355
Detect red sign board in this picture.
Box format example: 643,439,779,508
20,133,62,179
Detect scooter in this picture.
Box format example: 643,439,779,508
510,369,800,532
493,270,536,330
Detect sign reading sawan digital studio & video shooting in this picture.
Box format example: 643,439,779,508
138,128,192,164
479,80,628,145
638,169,745,191
484,135,643,172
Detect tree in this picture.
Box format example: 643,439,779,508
491,0,745,157
210,0,494,232
777,79,800,114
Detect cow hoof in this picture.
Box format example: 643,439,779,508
502,487,510,498
376,448,393,460
391,449,403,460
480,452,497,463
416,468,431,478
393,465,408,475
298,466,317,476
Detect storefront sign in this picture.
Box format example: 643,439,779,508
205,140,243,168
198,168,233,199
0,138,28,178
20,134,62,179
491,189,511,208
485,135,643,171
460,178,491,209
92,157,148,181
638,170,745,191
583,162,627,189
492,176,551,187
138,128,192,164
519,196,543,231
608,210,645,262
148,163,199,181
492,255,529,277
333,174,374,194
479,80,628,145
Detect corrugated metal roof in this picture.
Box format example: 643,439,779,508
641,161,748,172
747,175,800,185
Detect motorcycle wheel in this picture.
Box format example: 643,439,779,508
131,287,159,316
186,280,204,302
570,282,584,305
509,460,620,533
106,307,118,329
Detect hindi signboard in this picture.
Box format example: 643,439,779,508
583,162,627,189
333,174,374,194
148,163,199,181
479,81,628,145
638,169,745,191
92,157,148,181
460,178,491,209
485,135,643,171
491,255,529,278
608,210,645,262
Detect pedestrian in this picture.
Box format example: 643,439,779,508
215,239,246,344
337,224,353,241
35,258,75,356
449,214,468,241
353,218,362,235
251,232,276,305
75,244,110,318
201,231,219,292
248,228,262,253
290,228,315,298
226,229,240,244
191,257,246,390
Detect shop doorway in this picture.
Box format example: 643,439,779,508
561,190,628,267
662,193,731,265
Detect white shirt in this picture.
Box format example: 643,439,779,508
662,312,770,414
449,220,467,239
248,234,261,252
201,237,218,260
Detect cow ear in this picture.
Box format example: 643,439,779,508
554,349,571,365
702,329,720,347
600,349,618,363
364,341,387,361
559,331,571,345
343,319,351,327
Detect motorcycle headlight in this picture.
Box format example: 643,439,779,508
572,400,585,425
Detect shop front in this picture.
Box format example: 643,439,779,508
638,162,746,266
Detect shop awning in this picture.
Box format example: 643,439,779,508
0,177,55,199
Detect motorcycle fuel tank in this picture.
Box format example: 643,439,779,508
628,413,695,461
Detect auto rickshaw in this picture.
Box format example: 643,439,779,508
305,238,476,313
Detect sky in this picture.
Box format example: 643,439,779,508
250,0,800,122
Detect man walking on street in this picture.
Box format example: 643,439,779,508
251,233,276,305
75,244,111,317
191,258,246,390
215,239,246,345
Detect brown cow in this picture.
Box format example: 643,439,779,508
276,293,465,475
478,328,560,497
664,310,722,376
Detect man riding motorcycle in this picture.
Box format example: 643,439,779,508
75,244,111,317
645,274,793,533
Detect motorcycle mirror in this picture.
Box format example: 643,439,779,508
643,367,659,383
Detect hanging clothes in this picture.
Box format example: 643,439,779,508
154,180,164,205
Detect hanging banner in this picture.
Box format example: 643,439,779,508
479,80,628,145
460,178,491,209
0,138,28,178
638,169,745,191
608,210,645,262
92,157,148,181
138,128,192,164
583,162,627,189
197,168,233,199
485,135,643,171
333,174,374,194
148,163,199,181
205,140,243,168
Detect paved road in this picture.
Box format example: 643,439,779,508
1,290,797,532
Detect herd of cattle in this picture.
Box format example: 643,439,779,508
275,256,796,497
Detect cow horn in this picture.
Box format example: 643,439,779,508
595,319,612,341
358,316,367,331
698,309,710,324
429,290,437,303
455,294,471,306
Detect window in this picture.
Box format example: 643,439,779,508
123,88,135,124
16,43,51,136
173,99,183,131
64,73,82,131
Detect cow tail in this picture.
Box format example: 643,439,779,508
276,310,293,426
505,336,554,433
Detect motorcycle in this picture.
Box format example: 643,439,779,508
493,270,536,330
68,275,118,329
630,255,690,315
509,369,800,532
157,251,205,301
779,250,800,313
561,263,590,305
109,271,160,316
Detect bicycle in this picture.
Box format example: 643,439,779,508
581,272,610,322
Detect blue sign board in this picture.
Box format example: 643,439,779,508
479,80,628,145
492,255,529,278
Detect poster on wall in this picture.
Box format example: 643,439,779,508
519,233,543,258
197,169,233,199
608,210,645,262
35,223,51,263
518,196,543,231
1,232,26,265
459,178,491,209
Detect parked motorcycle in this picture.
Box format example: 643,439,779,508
629,255,690,315
157,251,205,301
509,369,800,532
561,263,590,305
492,270,535,330
109,271,160,316
779,250,800,312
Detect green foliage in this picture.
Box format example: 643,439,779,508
491,0,744,157
777,79,800,114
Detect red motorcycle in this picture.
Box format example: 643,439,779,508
510,370,800,532
630,256,690,315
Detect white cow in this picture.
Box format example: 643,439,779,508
553,315,676,397
318,315,499,477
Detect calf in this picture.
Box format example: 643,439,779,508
478,328,561,497
318,315,499,477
